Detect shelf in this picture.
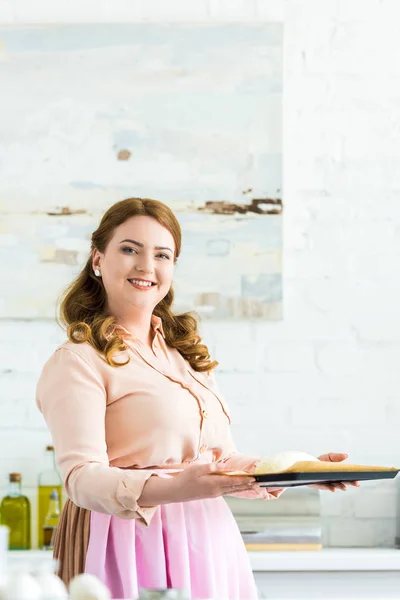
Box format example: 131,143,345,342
248,548,400,572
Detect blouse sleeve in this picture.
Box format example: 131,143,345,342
36,347,157,526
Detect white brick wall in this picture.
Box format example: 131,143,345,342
1,0,400,549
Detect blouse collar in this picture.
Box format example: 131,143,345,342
113,314,165,340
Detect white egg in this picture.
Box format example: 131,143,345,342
0,572,42,600
69,573,111,600
34,572,68,600
255,450,319,474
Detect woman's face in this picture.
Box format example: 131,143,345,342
92,215,176,315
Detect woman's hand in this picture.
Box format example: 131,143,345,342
169,462,258,502
138,463,257,507
309,452,360,493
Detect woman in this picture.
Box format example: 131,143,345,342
36,198,356,600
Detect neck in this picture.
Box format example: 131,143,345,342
121,319,153,346
108,303,154,346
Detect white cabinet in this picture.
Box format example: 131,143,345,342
249,549,400,599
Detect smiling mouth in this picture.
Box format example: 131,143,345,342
127,278,156,289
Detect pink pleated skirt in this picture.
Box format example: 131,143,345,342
85,497,258,600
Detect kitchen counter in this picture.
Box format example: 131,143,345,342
7,548,400,599
249,547,400,571
7,547,400,571
248,548,400,599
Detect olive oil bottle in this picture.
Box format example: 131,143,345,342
43,488,61,549
0,473,31,550
37,445,63,549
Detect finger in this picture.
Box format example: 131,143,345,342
332,482,347,491
324,485,337,492
221,476,256,488
324,481,349,492
332,480,360,489
310,483,337,492
212,473,255,484
224,483,258,494
321,484,336,492
199,463,242,478
328,453,348,462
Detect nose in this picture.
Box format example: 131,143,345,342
135,253,154,274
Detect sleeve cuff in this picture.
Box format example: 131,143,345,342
117,471,158,526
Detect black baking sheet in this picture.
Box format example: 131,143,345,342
254,470,399,488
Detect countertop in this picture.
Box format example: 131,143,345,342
248,547,400,571
7,548,400,572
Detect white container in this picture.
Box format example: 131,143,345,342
0,527,8,585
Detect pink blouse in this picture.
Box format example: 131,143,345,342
36,316,282,526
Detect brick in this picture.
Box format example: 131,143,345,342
0,341,58,373
0,398,29,429
353,487,397,519
320,489,355,518
0,371,37,402
218,373,290,427
303,20,400,75
315,343,361,376
0,430,52,462
127,0,210,22
265,342,316,372
214,341,265,372
291,396,386,428
326,517,396,547
208,0,257,21
362,345,400,377
285,0,383,21
255,0,284,20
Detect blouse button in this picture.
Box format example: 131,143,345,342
202,409,208,419
199,445,207,453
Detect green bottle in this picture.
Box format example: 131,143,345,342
43,488,61,550
0,473,31,550
37,445,63,549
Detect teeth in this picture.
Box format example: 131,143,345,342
129,279,153,287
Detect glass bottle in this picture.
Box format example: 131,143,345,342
43,489,61,550
37,445,63,549
0,473,31,550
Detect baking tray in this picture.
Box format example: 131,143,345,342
254,470,399,488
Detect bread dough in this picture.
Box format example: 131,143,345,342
255,450,319,474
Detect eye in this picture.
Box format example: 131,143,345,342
121,246,137,254
156,253,170,260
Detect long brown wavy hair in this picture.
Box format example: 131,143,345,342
58,198,218,372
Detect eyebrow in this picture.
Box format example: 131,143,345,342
119,239,173,253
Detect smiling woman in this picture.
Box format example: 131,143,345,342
36,197,353,600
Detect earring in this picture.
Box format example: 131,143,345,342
94,269,101,277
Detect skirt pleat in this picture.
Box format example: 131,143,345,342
54,497,258,600
53,499,90,586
